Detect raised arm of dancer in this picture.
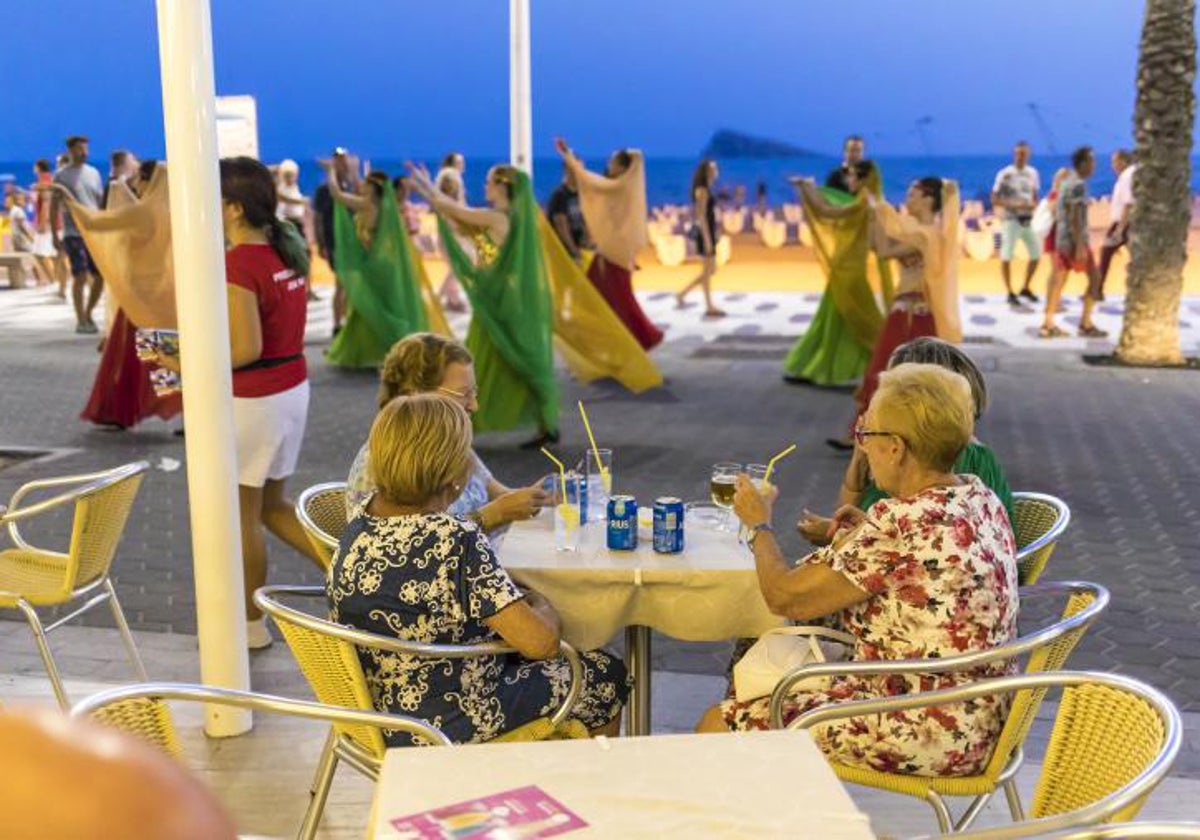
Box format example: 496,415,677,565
406,162,509,242
321,164,367,213
791,178,858,219
869,207,921,260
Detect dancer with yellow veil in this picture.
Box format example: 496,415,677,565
783,167,894,387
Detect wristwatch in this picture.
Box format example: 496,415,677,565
747,523,774,546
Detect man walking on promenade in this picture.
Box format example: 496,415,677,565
992,140,1042,309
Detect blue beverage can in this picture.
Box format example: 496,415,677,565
652,497,685,554
606,495,638,551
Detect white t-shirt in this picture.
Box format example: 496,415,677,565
992,165,1041,215
1110,164,1136,226
8,206,32,250
276,183,306,221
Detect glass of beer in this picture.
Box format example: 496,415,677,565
710,462,741,532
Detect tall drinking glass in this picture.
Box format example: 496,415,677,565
555,474,582,552
710,462,741,532
742,464,772,543
585,448,613,521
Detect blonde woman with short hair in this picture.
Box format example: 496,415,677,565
345,333,552,531
329,394,627,745
699,364,1018,779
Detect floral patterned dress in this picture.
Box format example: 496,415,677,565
722,475,1019,777
328,507,628,746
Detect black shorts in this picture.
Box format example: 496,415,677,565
63,235,97,276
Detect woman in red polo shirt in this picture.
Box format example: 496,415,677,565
220,157,316,648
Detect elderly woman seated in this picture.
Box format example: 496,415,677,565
346,332,553,532
699,364,1018,778
330,393,628,745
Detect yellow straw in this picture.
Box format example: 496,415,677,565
540,447,568,502
577,401,610,481
764,443,797,483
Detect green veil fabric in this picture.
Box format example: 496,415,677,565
437,171,558,434
326,181,430,368
783,168,895,386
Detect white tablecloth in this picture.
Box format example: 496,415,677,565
494,510,784,650
370,730,876,839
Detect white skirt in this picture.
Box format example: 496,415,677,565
31,232,57,258
232,380,310,488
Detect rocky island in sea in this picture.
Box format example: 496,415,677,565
701,129,820,159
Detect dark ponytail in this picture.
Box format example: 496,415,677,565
219,156,310,275
916,176,944,213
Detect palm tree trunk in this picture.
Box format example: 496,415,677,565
1116,0,1196,365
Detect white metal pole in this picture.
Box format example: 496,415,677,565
509,0,533,177
155,0,252,737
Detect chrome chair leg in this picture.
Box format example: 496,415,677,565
299,729,341,840
16,599,70,709
104,579,148,681
954,791,994,832
924,789,954,835
1002,777,1026,822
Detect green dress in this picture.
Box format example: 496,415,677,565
783,178,894,387
438,171,558,434
859,441,1015,528
327,182,430,368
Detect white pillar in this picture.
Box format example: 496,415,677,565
509,0,533,177
155,0,251,737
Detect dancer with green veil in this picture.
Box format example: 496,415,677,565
782,167,894,387
323,167,439,368
407,161,559,447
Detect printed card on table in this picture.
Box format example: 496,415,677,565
388,784,587,839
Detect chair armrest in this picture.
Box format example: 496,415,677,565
5,462,149,550
254,585,584,727
71,681,452,747
767,581,1109,728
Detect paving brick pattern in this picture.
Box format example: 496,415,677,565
2,289,1199,773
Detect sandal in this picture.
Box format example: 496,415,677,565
1078,324,1109,338
703,308,728,319
1038,325,1067,338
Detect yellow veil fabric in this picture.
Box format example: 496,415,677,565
536,212,662,393
408,228,453,337
874,180,963,342
570,151,648,270
66,166,177,329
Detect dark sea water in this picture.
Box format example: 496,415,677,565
4,154,1195,208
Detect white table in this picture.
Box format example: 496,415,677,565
495,510,783,736
370,730,875,839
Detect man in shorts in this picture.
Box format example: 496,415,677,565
50,135,105,333
992,141,1041,309
1042,146,1107,338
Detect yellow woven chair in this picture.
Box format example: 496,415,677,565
768,580,1109,834
1012,492,1071,585
295,481,348,571
71,681,448,840
254,585,588,825
854,672,1182,839
0,461,150,708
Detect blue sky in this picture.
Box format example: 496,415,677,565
2,1,1186,162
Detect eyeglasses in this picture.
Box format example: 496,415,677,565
853,422,901,446
437,385,478,403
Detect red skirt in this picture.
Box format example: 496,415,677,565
81,309,183,428
852,296,937,424
586,257,664,350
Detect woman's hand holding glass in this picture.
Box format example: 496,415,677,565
732,473,776,531
482,480,553,527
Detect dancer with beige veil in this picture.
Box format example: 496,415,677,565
833,176,962,444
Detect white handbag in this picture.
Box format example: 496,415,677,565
732,626,856,703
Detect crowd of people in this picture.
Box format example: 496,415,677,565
11,125,1131,776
